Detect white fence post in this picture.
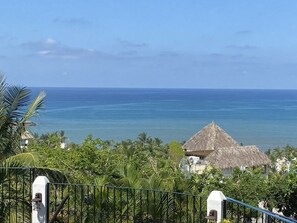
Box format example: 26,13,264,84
32,176,50,223
207,190,226,223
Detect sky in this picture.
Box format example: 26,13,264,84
1,1,297,89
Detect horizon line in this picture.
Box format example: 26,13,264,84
28,86,297,91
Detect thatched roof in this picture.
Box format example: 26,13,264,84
204,146,271,169
21,130,34,140
183,122,239,156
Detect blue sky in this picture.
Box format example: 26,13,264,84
1,0,297,89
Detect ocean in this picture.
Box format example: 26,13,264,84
30,88,297,150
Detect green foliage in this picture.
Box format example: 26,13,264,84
30,133,184,191
34,131,67,148
264,146,297,217
224,168,268,206
267,145,297,163
189,167,225,196
168,140,185,166
267,171,297,218
28,131,297,218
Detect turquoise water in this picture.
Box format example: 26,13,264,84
30,88,297,150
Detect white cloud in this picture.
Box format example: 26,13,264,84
20,38,153,61
37,50,51,55
45,38,57,45
21,38,108,59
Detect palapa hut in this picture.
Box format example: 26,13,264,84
204,146,271,175
183,122,239,158
182,122,271,175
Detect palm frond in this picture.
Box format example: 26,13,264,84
4,86,30,120
0,75,5,102
21,91,46,124
0,87,30,152
0,79,46,157
32,167,68,183
4,152,40,167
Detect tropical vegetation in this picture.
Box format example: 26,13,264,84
28,132,297,219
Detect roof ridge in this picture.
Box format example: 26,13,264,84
183,122,239,155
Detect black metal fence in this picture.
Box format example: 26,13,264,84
0,167,36,223
225,197,297,223
0,168,207,223
50,183,207,223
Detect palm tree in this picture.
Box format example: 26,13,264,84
0,76,45,158
138,132,152,149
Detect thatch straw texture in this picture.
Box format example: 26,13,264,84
204,146,271,169
21,130,34,140
183,122,239,156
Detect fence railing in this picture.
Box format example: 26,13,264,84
0,167,36,222
0,168,207,223
2,167,296,223
50,183,207,223
225,197,297,223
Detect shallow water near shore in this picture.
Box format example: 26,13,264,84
31,87,297,150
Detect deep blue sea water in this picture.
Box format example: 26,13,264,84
30,88,297,150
